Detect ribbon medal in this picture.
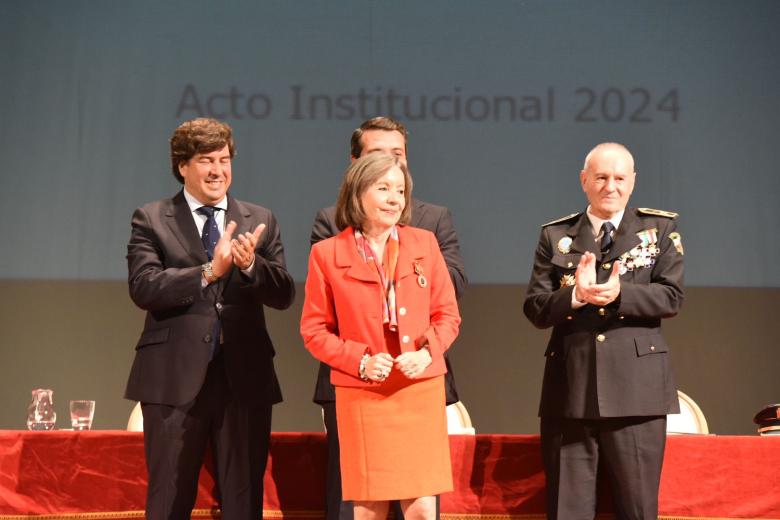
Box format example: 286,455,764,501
636,228,658,247
618,229,659,274
414,261,427,288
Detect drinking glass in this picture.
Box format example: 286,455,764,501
69,400,95,430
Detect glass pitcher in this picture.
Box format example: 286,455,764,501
27,388,57,430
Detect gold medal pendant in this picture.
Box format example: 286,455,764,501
559,274,575,287
414,261,428,288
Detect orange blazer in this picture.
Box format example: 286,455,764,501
300,225,461,388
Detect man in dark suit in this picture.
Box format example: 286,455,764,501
310,117,467,520
125,118,295,520
524,142,684,520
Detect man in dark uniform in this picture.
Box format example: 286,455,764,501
125,118,295,519
310,116,467,520
524,142,684,520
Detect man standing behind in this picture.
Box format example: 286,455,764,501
524,142,684,520
125,118,295,519
310,116,467,520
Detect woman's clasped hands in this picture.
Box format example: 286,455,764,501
363,347,432,382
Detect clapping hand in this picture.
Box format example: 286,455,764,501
574,251,621,306
211,221,238,278
231,223,265,270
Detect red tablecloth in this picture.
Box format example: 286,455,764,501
0,431,778,519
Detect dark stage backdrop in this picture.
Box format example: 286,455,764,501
1,2,779,432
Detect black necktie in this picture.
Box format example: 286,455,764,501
600,222,615,253
197,206,221,260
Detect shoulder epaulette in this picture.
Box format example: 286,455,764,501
542,212,582,227
637,207,678,219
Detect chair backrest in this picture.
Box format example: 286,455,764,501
447,401,475,435
127,402,144,432
667,390,709,434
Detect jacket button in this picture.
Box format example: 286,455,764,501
399,307,407,316
402,335,410,344
216,302,223,311
549,351,555,357
596,334,606,342
203,334,212,343
602,263,612,270
650,345,656,352
619,315,624,320
566,315,573,320
598,308,606,316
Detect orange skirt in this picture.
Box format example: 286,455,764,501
335,371,452,501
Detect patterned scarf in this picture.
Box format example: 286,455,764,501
354,226,400,331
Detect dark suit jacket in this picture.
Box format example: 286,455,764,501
124,191,295,407
310,198,467,404
524,208,683,418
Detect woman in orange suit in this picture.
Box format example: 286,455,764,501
301,152,461,520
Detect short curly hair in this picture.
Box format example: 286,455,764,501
170,118,235,183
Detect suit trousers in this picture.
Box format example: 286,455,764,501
540,415,667,520
322,402,441,520
142,354,273,520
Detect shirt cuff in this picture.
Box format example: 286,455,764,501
241,257,256,276
571,288,587,309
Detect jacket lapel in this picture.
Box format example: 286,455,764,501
396,226,424,281
225,195,251,234
605,209,642,262
569,213,599,256
334,228,380,284
167,191,209,264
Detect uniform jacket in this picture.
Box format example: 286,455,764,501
524,208,684,418
300,225,461,388
124,191,295,407
309,198,466,402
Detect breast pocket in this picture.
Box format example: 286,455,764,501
550,253,581,289
634,334,669,357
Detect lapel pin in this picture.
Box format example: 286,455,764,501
557,236,573,254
